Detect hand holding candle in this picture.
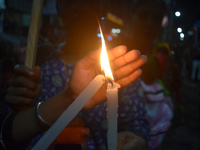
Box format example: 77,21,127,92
69,46,147,110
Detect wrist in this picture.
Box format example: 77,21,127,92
35,101,52,128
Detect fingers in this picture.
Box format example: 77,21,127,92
109,48,146,87
77,45,127,69
116,69,142,87
9,65,41,89
77,48,101,69
7,86,39,99
113,55,147,86
111,50,141,70
8,76,38,90
5,83,41,106
14,65,41,81
108,45,127,61
5,65,41,107
14,64,34,78
75,45,146,90
114,54,147,79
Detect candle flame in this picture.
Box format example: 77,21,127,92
99,25,114,81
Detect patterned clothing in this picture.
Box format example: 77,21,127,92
0,54,150,149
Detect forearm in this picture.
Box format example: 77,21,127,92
12,89,73,141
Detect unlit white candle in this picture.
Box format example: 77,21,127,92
107,82,120,150
32,74,105,150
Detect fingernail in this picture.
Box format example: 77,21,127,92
135,50,141,55
141,55,147,61
138,68,142,73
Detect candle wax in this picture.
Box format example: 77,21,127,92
107,82,120,150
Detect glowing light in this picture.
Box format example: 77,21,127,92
97,33,101,38
180,33,184,41
99,26,114,80
175,11,181,17
116,29,120,33
107,35,113,41
177,27,182,33
111,28,121,34
180,33,184,38
111,28,115,33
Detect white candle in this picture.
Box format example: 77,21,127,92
98,24,120,150
32,74,105,150
107,82,120,150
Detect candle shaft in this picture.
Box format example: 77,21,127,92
107,82,120,150
32,74,105,150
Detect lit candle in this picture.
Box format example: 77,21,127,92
32,74,105,150
100,27,120,150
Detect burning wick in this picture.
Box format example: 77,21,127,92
106,78,114,87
